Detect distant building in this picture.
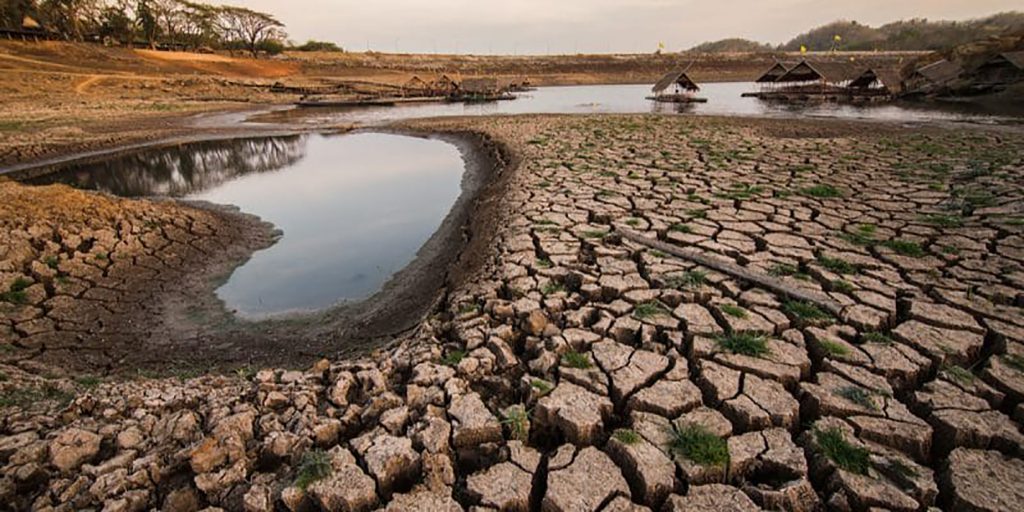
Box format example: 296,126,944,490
773,60,865,89
432,74,461,95
649,69,706,103
748,60,898,100
847,68,903,95
459,77,501,96
651,70,700,96
754,61,795,91
402,76,429,96
903,59,963,95
972,51,1024,88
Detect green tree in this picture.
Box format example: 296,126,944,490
136,0,157,47
99,1,133,44
0,0,39,29
215,5,284,57
39,0,102,40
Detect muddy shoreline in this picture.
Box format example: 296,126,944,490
1,122,515,375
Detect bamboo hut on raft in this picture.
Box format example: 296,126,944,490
452,77,514,101
401,76,430,97
431,74,461,95
746,59,899,102
647,69,707,103
753,61,796,91
967,51,1024,93
902,59,963,96
846,67,904,96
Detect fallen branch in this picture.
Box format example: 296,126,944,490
616,226,845,316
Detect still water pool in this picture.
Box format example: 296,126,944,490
29,133,465,318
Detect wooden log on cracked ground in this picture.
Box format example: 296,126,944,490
616,226,846,316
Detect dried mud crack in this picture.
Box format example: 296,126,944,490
1,114,1023,511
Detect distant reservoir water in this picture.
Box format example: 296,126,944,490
271,83,1024,126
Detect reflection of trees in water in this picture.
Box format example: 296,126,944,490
31,136,308,197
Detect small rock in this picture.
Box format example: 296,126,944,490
449,393,503,448
942,448,1024,512
50,428,102,473
663,485,759,511
307,447,379,512
543,446,630,511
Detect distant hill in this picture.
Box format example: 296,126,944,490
689,12,1024,53
688,38,774,53
781,12,1024,52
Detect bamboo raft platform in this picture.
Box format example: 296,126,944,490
646,94,708,104
742,91,893,103
649,69,708,104
296,96,446,107
296,94,516,108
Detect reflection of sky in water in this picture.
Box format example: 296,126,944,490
281,83,1024,126
186,133,464,318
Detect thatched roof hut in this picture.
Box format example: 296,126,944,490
901,59,963,95
755,61,795,83
973,51,1024,85
651,70,700,95
460,77,501,95
913,59,958,86
404,76,428,89
844,67,905,96
432,74,460,94
873,68,905,95
402,76,429,96
1003,51,1024,70
774,60,865,86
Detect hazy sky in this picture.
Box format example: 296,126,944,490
231,0,1021,54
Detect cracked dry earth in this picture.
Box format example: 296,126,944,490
2,114,1024,511
0,180,271,371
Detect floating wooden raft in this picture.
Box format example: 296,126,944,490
297,94,516,107
646,94,708,104
296,96,448,107
455,93,517,102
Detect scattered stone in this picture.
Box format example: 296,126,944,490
941,448,1024,512
543,446,630,511
49,429,102,473
535,381,613,445
353,433,421,498
663,485,759,511
449,392,503,448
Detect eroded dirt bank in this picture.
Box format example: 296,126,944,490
2,114,1024,511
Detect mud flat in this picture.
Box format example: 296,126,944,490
1,114,1024,510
